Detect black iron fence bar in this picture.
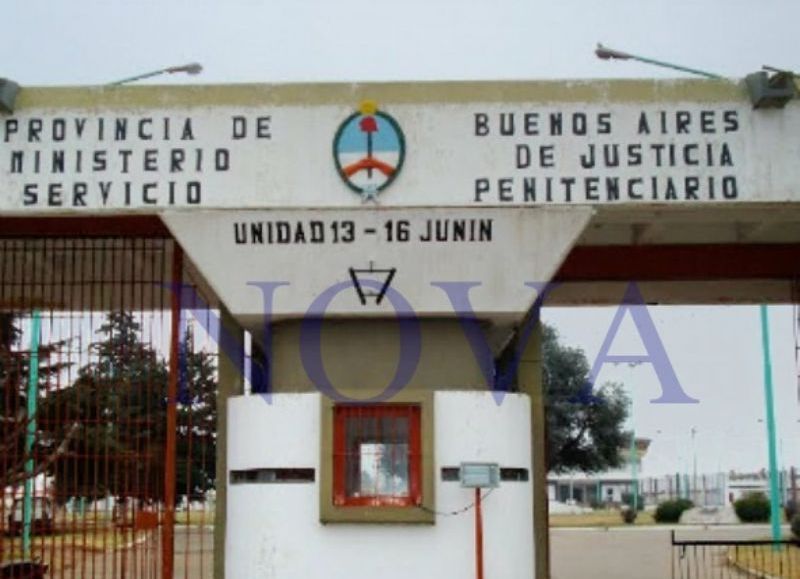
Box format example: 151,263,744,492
672,530,799,547
674,539,799,547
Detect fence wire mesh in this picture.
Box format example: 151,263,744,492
0,238,216,579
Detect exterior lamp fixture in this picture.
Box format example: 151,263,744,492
0,78,20,114
745,66,797,109
108,62,203,86
595,43,724,80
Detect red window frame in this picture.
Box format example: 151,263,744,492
333,404,422,507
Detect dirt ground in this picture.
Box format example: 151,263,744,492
2,527,213,579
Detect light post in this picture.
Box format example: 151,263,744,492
108,62,203,86
794,420,800,505
595,44,723,80
629,406,638,512
625,371,640,512
758,305,782,546
690,427,698,505
618,361,643,511
779,437,785,504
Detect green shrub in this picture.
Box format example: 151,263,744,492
621,508,637,524
621,492,645,512
734,492,771,523
588,498,604,510
654,498,694,523
791,514,800,540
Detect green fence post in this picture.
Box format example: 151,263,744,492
759,305,782,547
22,310,42,559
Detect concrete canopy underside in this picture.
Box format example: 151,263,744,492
551,204,800,305
0,214,796,311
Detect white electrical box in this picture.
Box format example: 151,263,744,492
459,462,500,488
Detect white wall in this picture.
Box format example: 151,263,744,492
226,391,534,579
7,93,800,212
165,207,591,319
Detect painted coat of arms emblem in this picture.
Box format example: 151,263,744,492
333,100,405,200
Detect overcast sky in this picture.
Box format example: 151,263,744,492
543,305,799,477
4,0,800,476
5,0,798,85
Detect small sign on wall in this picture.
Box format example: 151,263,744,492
460,463,500,489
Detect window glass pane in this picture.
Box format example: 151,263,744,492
359,442,409,496
343,412,411,499
345,414,375,497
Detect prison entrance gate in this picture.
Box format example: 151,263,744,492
2,78,800,579
0,219,215,579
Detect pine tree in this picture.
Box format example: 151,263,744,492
175,324,217,500
43,312,220,505
46,311,168,501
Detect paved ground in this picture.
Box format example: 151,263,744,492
7,524,788,578
176,524,779,579
551,525,783,579
174,525,782,579
553,527,673,579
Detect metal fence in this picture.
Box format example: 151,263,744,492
552,471,799,509
0,237,216,579
672,531,800,579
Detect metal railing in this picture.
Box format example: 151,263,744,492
672,530,800,579
0,237,217,579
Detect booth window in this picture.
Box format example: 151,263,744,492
333,404,421,507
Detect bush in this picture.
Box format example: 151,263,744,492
785,499,798,522
791,514,800,540
654,499,694,523
588,498,604,510
621,492,645,512
621,507,637,524
734,492,771,523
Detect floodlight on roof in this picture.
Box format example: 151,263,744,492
108,62,203,86
744,66,797,109
0,78,20,114
595,43,723,80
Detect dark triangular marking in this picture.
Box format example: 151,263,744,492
348,263,396,306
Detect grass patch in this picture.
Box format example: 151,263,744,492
729,544,800,579
549,509,655,527
1,529,149,559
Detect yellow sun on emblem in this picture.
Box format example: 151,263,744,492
359,100,378,115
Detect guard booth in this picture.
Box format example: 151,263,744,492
0,76,799,579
